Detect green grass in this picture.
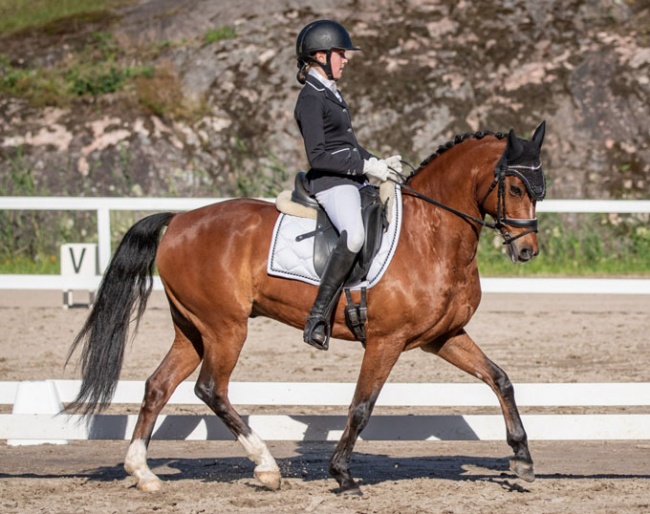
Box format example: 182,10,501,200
203,25,236,44
0,4,205,119
0,0,132,35
0,255,59,274
2,213,649,276
0,28,156,107
477,212,650,277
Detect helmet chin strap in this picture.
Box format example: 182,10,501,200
312,50,334,80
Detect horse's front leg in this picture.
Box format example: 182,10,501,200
424,330,534,482
329,341,402,494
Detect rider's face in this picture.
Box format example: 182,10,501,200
329,49,348,81
314,49,348,81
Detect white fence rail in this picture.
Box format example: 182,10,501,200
0,275,649,295
1,197,650,295
1,196,241,271
1,380,648,443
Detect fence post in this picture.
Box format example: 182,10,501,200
97,207,111,273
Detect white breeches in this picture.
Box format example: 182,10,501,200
315,184,365,253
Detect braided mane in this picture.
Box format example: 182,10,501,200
411,130,508,178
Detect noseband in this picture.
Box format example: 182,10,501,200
390,159,542,245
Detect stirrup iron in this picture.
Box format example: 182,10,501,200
303,315,331,351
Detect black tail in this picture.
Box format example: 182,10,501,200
64,212,175,416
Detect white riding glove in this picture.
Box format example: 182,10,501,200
363,157,390,182
384,154,403,176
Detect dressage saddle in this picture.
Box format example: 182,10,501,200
291,172,389,286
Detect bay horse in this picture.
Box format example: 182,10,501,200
66,121,546,495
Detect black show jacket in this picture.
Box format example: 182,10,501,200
294,74,375,195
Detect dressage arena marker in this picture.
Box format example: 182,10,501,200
60,243,98,308
1,381,648,444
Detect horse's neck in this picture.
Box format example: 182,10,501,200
409,140,497,217
402,138,502,253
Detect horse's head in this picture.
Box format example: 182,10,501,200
482,121,546,262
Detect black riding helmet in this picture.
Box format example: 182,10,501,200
295,20,360,83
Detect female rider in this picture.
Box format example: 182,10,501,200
294,19,402,350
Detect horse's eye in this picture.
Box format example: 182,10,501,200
510,185,523,197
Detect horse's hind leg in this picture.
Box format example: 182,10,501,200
424,330,534,482
194,322,281,491
124,326,201,491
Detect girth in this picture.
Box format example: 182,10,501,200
292,172,389,285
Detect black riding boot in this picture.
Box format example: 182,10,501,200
304,232,358,351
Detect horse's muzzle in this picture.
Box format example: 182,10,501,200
506,235,539,262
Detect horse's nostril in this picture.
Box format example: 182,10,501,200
518,247,533,262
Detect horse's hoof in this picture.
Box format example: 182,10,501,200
255,470,282,491
334,477,362,496
136,477,163,492
340,485,363,497
510,459,535,483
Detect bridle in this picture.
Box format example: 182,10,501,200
478,160,544,244
389,158,543,245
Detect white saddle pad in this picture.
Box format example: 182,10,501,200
267,184,402,289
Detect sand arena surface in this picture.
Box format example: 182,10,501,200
1,290,649,513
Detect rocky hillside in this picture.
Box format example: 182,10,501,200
0,0,648,200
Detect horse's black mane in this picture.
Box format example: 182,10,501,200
411,130,508,178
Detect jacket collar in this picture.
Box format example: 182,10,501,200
305,73,346,107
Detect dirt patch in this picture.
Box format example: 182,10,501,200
1,290,649,513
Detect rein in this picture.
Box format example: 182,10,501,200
388,161,538,245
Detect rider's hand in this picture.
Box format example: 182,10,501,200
384,154,403,176
363,157,390,182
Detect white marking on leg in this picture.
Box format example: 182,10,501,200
238,431,282,490
238,431,279,471
124,439,163,492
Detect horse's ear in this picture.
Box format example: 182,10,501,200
506,128,524,160
532,121,546,149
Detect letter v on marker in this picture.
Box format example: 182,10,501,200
69,247,87,274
